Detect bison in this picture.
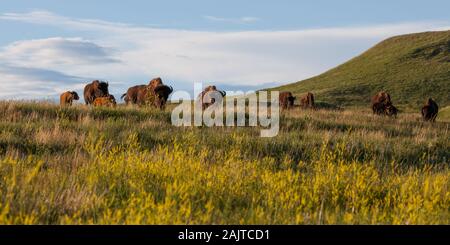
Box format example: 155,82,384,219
371,91,399,117
60,91,79,106
372,102,387,115
197,86,226,110
121,78,166,105
279,92,296,110
121,85,147,105
371,91,392,115
84,80,109,105
300,92,315,109
384,104,398,118
422,98,439,122
93,95,117,107
371,91,391,105
153,85,173,109
135,84,173,108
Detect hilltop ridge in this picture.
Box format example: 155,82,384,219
273,30,450,109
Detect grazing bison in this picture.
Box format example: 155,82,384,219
372,102,386,115
93,95,117,107
371,91,398,117
422,98,439,122
60,91,79,106
84,80,109,105
384,104,398,118
279,92,296,110
197,86,226,110
121,78,166,105
153,85,173,109
371,91,392,115
135,86,152,105
135,84,173,108
300,92,315,109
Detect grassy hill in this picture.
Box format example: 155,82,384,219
273,30,450,110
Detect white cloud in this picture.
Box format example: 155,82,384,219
0,64,86,99
203,15,260,23
0,37,119,67
0,10,449,100
0,10,137,31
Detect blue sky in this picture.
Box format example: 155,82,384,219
0,0,449,99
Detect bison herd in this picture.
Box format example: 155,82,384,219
371,91,398,117
60,77,224,111
60,79,440,122
369,91,438,121
279,90,439,122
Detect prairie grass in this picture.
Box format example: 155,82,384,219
0,101,448,224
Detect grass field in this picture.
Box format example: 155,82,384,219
0,101,448,224
438,106,450,122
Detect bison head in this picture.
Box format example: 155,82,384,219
108,94,117,105
203,89,226,106
153,85,173,109
98,81,109,95
71,91,80,101
91,80,109,98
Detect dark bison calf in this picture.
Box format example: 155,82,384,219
279,92,296,110
384,104,398,118
422,98,439,122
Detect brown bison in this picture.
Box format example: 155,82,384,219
197,86,226,110
135,84,173,108
371,91,399,117
422,98,439,122
121,78,165,105
93,95,117,107
84,80,109,105
60,91,79,106
279,92,296,110
300,92,315,109
121,85,147,105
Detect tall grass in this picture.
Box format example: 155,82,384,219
0,101,448,224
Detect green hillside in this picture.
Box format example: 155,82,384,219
273,30,450,110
